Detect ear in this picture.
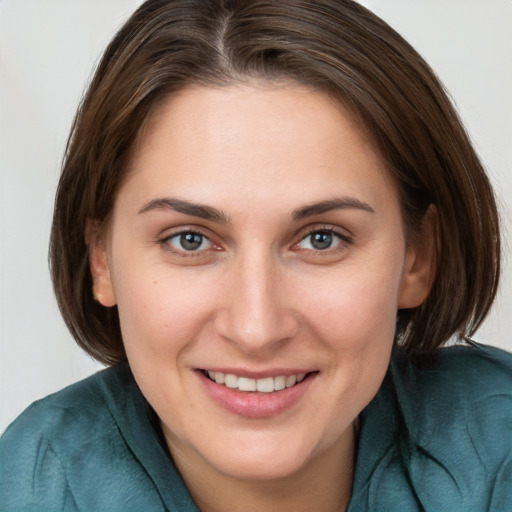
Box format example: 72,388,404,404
398,205,438,309
86,219,117,307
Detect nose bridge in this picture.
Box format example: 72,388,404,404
215,246,297,352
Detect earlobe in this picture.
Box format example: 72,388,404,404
86,219,117,307
398,206,438,309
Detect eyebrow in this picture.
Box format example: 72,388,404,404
138,198,230,223
292,197,375,220
138,196,375,223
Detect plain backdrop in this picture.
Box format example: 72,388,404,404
1,0,511,433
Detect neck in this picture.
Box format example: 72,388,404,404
166,422,357,512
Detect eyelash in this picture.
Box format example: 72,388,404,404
159,228,217,258
158,225,353,258
294,226,353,253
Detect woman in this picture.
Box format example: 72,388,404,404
1,1,510,510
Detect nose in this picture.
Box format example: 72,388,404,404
214,250,300,355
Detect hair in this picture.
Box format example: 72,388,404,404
50,0,500,366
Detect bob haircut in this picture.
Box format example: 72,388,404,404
50,0,500,366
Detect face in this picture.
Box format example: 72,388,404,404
91,83,432,483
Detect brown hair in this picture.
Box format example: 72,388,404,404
50,0,500,365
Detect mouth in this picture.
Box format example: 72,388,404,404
201,370,314,393
198,369,318,418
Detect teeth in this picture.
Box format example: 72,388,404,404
256,377,274,393
285,375,296,388
274,376,286,391
238,377,256,392
224,374,238,389
205,371,308,392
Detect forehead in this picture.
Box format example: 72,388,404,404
121,83,399,219
138,82,373,162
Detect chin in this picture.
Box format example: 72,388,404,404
215,452,309,482
196,430,323,482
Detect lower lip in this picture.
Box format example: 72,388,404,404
197,371,317,418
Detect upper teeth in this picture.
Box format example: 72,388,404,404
207,371,306,393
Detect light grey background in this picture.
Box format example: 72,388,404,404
1,0,511,433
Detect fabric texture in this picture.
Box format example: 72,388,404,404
1,343,511,511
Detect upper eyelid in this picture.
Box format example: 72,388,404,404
296,224,353,243
301,226,348,238
159,225,212,241
296,230,351,249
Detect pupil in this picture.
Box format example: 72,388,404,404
180,233,202,250
311,231,332,250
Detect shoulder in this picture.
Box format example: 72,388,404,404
394,341,512,403
0,365,165,512
0,366,122,454
415,341,512,386
392,342,512,432
352,343,512,511
391,343,512,510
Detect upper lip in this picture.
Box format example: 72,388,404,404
199,368,316,379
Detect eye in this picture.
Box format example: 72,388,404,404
296,229,350,251
164,231,213,252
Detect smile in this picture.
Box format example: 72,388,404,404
199,369,318,417
203,370,309,393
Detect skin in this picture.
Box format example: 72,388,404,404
90,83,435,512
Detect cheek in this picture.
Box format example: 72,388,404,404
302,260,403,350
113,264,219,356
113,269,220,421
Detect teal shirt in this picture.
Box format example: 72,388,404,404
1,343,511,511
